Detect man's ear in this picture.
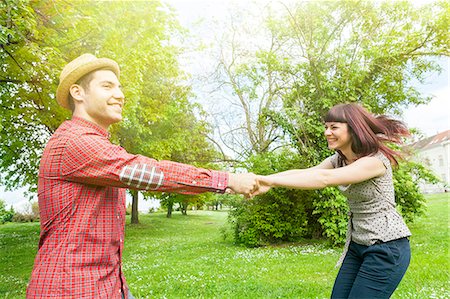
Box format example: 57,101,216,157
69,84,85,103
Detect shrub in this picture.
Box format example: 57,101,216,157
0,199,15,224
227,149,437,247
229,189,310,247
11,201,39,222
312,188,349,246
12,213,38,222
393,159,440,223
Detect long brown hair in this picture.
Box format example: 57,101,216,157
324,103,410,165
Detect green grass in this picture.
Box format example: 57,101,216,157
0,193,448,298
392,193,450,299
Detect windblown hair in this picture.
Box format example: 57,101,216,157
324,103,410,165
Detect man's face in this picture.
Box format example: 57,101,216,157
77,70,125,129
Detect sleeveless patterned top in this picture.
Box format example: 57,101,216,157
330,152,411,246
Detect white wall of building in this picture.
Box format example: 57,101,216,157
415,140,450,193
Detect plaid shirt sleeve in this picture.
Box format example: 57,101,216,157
60,133,228,194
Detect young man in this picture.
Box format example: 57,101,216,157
26,54,258,298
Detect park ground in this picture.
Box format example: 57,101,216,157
0,193,448,298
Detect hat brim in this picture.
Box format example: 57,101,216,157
56,58,120,110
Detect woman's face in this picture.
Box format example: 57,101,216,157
324,122,352,151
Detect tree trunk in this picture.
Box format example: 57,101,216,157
166,200,173,218
181,201,188,215
131,190,139,224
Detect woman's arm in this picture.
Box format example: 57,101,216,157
270,157,334,177
256,156,386,192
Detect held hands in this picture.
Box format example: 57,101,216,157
227,173,258,197
252,175,272,197
227,173,273,198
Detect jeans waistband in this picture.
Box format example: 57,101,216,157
374,236,409,245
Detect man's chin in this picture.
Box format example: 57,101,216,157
110,115,123,124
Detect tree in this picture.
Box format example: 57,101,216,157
1,0,220,223
201,4,291,160
0,0,73,192
213,1,449,246
81,0,218,223
0,199,15,224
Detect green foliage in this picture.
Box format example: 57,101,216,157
126,203,132,215
223,0,448,247
230,150,348,246
312,188,349,246
1,1,220,223
229,151,311,246
91,1,219,221
0,0,68,192
229,189,309,247
278,1,448,114
156,192,208,217
11,201,39,222
231,145,440,247
11,212,39,223
393,159,440,223
203,192,226,210
1,0,447,246
0,200,14,224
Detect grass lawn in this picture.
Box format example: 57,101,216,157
0,193,448,298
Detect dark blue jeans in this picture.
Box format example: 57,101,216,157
122,289,135,299
331,237,410,299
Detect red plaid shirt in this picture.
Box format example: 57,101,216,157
26,117,228,298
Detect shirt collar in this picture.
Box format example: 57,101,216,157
70,117,110,138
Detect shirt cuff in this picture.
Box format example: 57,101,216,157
211,170,229,193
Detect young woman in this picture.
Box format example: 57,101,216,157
256,103,412,299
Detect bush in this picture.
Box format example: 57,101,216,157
11,201,39,223
312,188,349,246
0,211,14,224
229,189,310,247
0,199,15,224
227,149,437,247
393,159,439,223
12,213,38,222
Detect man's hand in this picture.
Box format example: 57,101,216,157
227,173,258,197
251,175,272,197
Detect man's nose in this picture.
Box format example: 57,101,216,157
114,87,125,100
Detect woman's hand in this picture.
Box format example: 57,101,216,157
251,175,272,196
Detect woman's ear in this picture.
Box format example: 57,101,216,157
69,84,84,103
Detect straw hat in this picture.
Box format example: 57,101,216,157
56,53,120,109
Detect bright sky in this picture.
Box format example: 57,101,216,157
1,0,448,210
402,57,449,136
164,0,449,137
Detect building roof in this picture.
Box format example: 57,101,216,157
409,130,450,151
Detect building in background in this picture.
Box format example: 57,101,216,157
409,130,450,193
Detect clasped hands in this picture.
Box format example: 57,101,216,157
227,173,271,198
